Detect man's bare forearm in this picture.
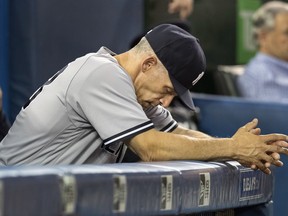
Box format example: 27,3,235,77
129,129,233,162
172,125,212,139
128,119,288,175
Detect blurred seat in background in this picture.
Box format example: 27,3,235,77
213,65,244,97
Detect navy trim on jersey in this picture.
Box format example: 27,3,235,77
104,121,154,145
23,65,68,109
160,120,178,132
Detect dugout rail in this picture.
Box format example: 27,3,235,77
0,161,272,216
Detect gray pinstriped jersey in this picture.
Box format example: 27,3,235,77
0,47,177,165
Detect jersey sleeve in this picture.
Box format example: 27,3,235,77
67,56,154,145
144,106,177,132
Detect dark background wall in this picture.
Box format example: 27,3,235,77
5,0,144,121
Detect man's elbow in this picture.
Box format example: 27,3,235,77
127,129,168,162
131,143,159,162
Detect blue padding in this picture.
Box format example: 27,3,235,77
192,93,288,216
0,161,272,216
0,0,9,114
192,93,288,137
0,166,63,216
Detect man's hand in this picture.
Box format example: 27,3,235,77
232,118,288,174
248,125,287,170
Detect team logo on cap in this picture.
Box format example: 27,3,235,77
192,72,204,86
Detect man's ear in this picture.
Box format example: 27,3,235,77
258,30,270,51
142,56,157,73
258,30,270,43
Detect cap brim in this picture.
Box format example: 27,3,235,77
170,75,195,110
178,90,195,110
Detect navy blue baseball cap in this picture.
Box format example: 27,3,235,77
145,24,206,110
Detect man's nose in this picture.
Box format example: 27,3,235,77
159,95,175,107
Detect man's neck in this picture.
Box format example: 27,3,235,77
114,51,140,82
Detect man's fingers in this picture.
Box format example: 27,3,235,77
234,118,288,175
249,128,261,135
264,162,271,168
269,140,288,148
268,145,288,155
260,134,288,144
264,160,283,168
259,153,275,165
240,118,258,132
270,152,280,160
273,160,283,167
254,161,271,175
263,151,284,167
239,157,271,174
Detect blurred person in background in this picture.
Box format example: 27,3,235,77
0,87,10,141
237,1,288,101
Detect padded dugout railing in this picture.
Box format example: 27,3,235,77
0,161,272,216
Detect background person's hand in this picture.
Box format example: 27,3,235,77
168,0,194,20
232,118,288,174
